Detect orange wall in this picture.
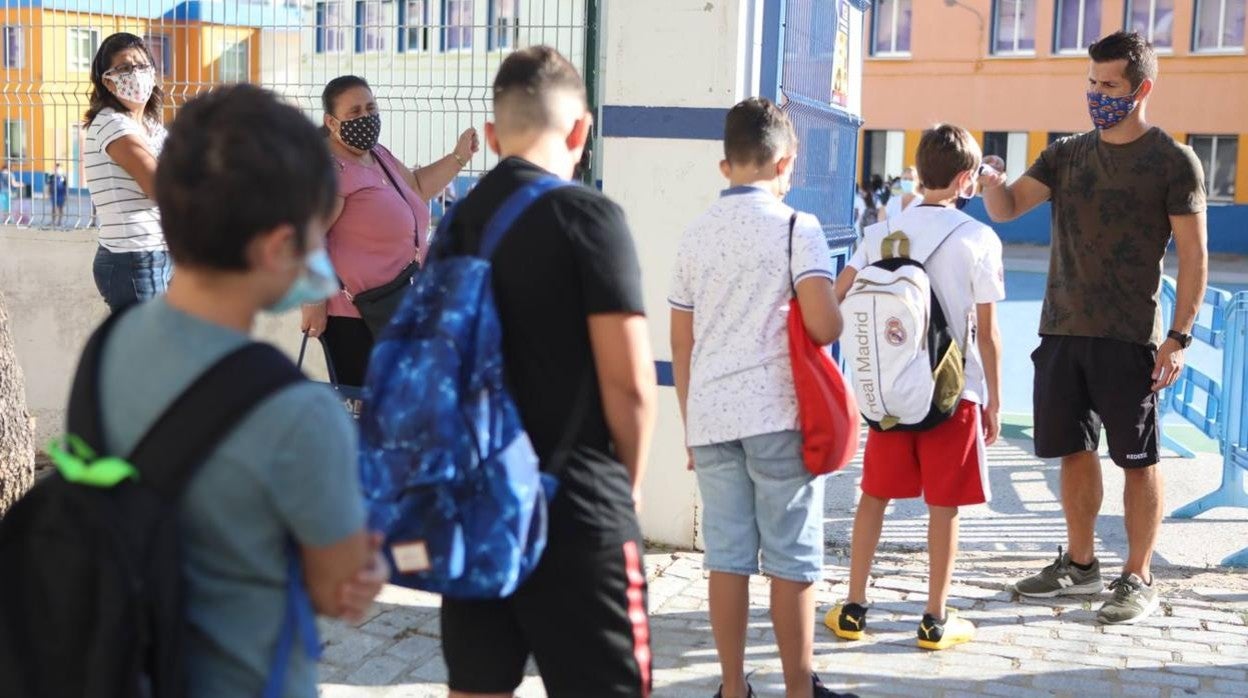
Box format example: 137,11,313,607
862,0,1248,200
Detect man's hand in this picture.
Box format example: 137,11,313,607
336,532,388,624
301,302,328,338
1152,339,1185,392
978,155,1008,191
982,401,1001,447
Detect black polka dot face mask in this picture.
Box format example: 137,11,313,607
337,112,381,152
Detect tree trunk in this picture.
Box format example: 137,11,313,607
0,291,34,516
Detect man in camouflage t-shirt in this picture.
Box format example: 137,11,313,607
979,32,1208,625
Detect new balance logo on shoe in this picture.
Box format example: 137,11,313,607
1057,576,1074,588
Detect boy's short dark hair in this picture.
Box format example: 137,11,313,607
1088,31,1157,91
916,124,981,191
493,46,587,133
723,98,796,166
155,84,337,271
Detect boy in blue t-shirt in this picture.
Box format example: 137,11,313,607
46,162,68,229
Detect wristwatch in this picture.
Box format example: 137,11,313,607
1167,330,1193,349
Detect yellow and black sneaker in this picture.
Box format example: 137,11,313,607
824,601,868,641
916,609,975,650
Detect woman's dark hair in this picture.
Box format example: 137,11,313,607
320,75,371,135
84,33,164,126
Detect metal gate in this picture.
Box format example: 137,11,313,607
0,0,594,229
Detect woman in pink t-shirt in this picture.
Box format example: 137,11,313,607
302,75,479,385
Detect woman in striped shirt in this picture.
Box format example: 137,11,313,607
83,33,170,312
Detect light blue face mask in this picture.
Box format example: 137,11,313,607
266,248,338,315
899,179,916,194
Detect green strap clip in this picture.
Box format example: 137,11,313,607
45,434,139,488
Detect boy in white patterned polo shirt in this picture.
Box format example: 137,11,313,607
669,98,850,698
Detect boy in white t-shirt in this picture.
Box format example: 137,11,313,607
669,98,851,698
827,124,1005,650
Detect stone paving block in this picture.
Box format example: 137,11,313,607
957,641,1039,662
1215,642,1248,658
1204,619,1248,634
384,633,440,663
1010,634,1094,654
1212,678,1248,693
1109,645,1177,663
343,654,411,686
977,680,1056,698
1167,605,1246,625
1041,650,1123,669
359,608,437,639
1116,668,1201,690
1165,663,1248,681
1032,672,1117,694
407,656,448,684
1166,627,1245,645
321,632,386,667
1118,682,1164,698
872,577,933,595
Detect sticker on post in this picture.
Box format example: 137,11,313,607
391,541,431,573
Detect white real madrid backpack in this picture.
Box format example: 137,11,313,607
841,209,973,431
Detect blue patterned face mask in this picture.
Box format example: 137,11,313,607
266,248,338,314
1087,87,1140,130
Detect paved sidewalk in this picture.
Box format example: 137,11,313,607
317,552,1248,697
319,427,1248,697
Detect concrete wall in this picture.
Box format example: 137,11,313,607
0,228,324,448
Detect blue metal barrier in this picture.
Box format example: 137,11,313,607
1166,283,1248,566
1158,278,1234,458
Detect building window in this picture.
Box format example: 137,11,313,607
356,0,391,53
1194,0,1246,51
218,41,249,83
1127,0,1176,50
4,119,26,161
444,0,474,51
983,131,1030,182
1055,0,1101,53
490,0,519,50
863,129,906,183
68,28,100,73
992,0,1036,55
871,0,912,56
1189,135,1238,202
3,27,22,69
316,0,347,54
144,35,173,78
401,0,430,52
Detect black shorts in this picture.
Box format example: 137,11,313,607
1032,335,1159,468
440,530,652,697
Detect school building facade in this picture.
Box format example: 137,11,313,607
0,0,297,194
857,0,1247,253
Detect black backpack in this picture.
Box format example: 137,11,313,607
0,308,313,698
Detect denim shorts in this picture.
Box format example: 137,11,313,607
692,430,825,583
92,246,172,312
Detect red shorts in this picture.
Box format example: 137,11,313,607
861,400,988,507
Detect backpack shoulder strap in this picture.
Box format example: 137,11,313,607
65,306,140,460
479,176,577,258
125,343,305,497
913,210,976,266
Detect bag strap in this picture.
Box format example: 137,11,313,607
65,319,305,497
867,209,973,266
296,332,343,387
480,176,577,258
372,148,422,254
261,543,321,698
787,212,798,298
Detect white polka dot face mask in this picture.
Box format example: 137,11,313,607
337,113,381,152
104,65,157,106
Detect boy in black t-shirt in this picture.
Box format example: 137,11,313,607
433,46,658,698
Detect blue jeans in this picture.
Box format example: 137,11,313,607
92,246,172,312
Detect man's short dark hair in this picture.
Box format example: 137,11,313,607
155,84,337,270
492,46,587,133
723,97,797,166
916,124,981,191
1089,31,1158,91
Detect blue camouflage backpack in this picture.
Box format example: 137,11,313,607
359,176,575,599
